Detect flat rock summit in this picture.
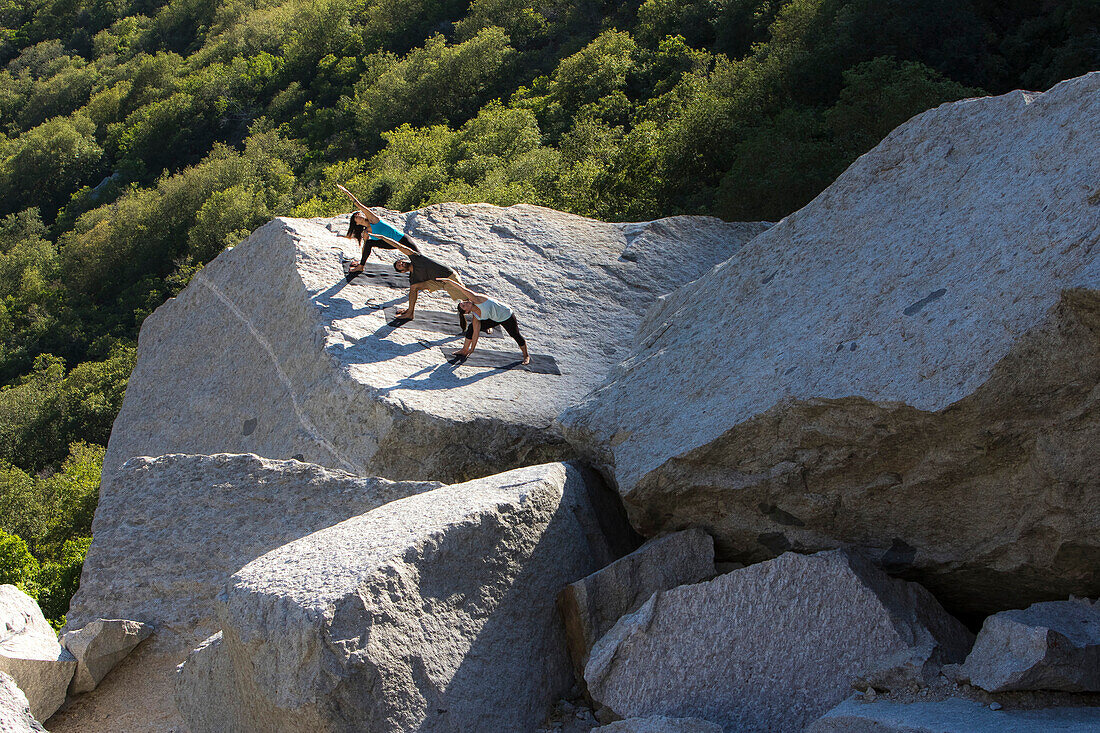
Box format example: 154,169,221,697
35,72,1100,733
102,204,767,489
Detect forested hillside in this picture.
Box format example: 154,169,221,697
0,0,1097,626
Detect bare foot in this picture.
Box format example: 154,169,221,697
521,354,531,365
396,308,413,319
348,263,363,273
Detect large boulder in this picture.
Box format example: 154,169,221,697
560,72,1100,617
584,550,972,732
808,696,1100,732
101,205,767,493
958,598,1100,692
0,671,47,732
176,462,636,732
558,528,714,681
60,454,438,732
67,453,440,643
61,619,153,694
0,586,75,721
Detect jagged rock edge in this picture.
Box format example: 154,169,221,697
589,287,1100,615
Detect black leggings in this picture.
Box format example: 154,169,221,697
467,316,526,349
360,234,418,266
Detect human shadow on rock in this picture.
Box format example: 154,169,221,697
373,359,517,395
312,277,404,320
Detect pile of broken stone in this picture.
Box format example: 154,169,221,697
7,525,1100,732
556,535,1100,732
1,585,150,727
5,71,1100,732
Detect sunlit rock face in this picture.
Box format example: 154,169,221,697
70,203,763,733
560,72,1100,618
176,462,635,733
67,453,441,641
62,454,444,733
100,204,767,490
0,585,76,722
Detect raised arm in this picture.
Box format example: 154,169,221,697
374,233,416,257
336,184,380,224
440,277,475,301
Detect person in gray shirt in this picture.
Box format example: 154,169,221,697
371,234,466,320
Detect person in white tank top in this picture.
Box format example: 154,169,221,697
477,296,513,323
442,278,531,365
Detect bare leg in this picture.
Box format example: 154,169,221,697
441,277,466,302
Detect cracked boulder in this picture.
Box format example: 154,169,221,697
958,598,1100,692
62,454,442,731
558,528,714,681
67,453,441,647
64,451,444,703
584,550,972,733
61,619,153,694
560,72,1100,618
0,585,75,721
176,462,636,732
99,204,767,495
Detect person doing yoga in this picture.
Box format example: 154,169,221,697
442,279,530,365
335,183,419,271
372,234,467,320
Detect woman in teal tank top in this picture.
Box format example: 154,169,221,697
336,184,420,271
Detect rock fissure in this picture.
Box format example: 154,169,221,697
194,272,356,474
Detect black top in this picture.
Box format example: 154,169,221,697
408,253,453,284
